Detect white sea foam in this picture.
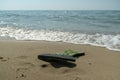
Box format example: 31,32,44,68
0,27,120,51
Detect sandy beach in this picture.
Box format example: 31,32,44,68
0,40,120,80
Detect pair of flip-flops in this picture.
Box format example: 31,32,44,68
38,50,85,62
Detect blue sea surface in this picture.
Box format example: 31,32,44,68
0,10,120,51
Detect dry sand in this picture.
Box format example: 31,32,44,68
0,40,120,80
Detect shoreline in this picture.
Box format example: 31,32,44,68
0,40,120,80
1,39,120,52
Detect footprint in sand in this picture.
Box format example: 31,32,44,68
15,56,35,79
16,68,27,79
15,55,35,68
17,56,28,59
16,62,35,79
0,56,9,62
20,62,35,67
75,77,81,80
0,56,3,59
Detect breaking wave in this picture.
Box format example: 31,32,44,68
0,27,120,51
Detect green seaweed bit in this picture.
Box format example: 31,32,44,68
63,49,78,55
56,49,79,55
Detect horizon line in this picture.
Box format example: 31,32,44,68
0,9,120,11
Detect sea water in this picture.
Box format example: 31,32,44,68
0,10,120,51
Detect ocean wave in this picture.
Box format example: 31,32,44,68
0,27,120,51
